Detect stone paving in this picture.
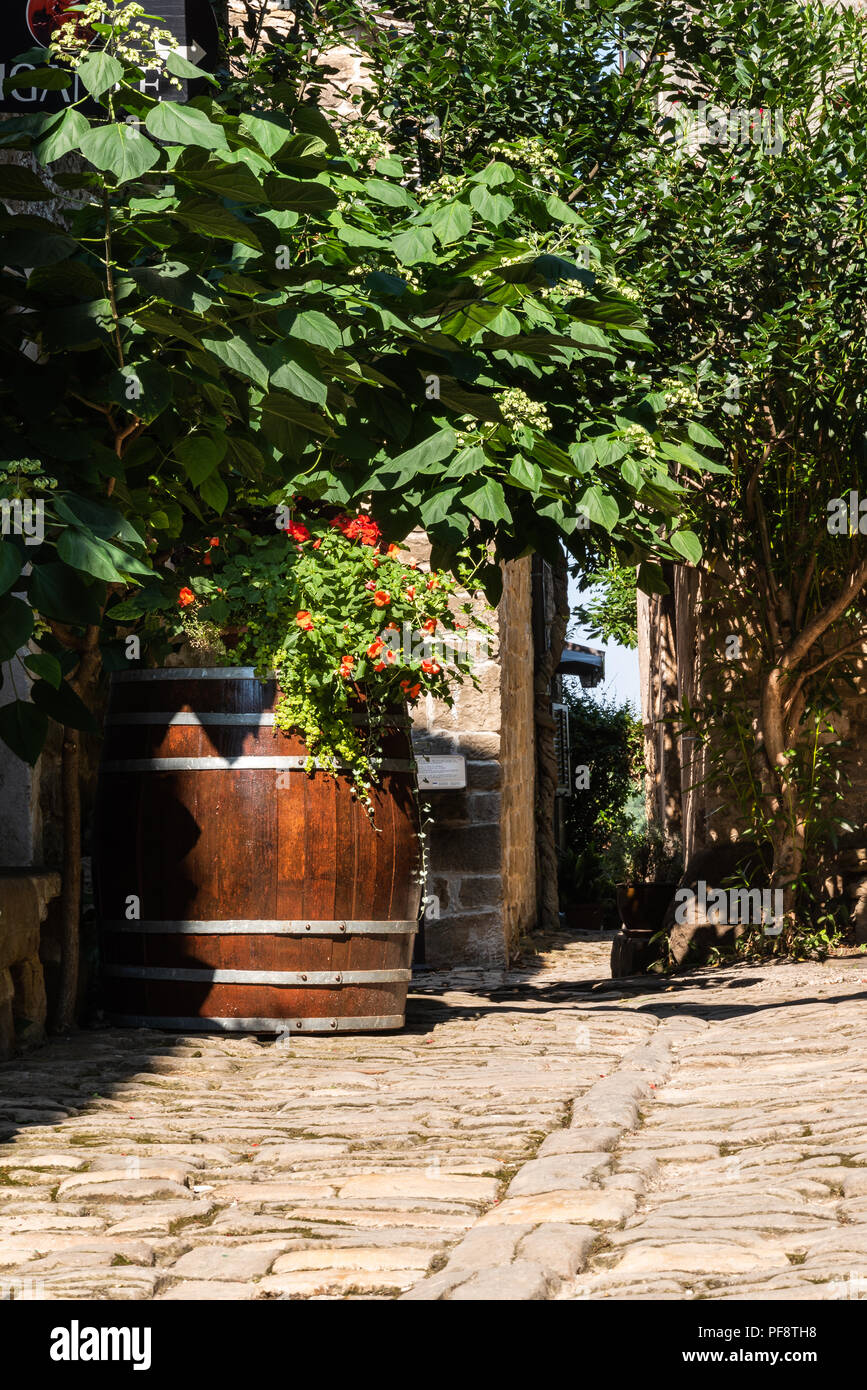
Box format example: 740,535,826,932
0,932,865,1300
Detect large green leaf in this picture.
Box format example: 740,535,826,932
175,196,262,249
145,104,228,150
0,595,34,661
270,347,328,407
429,200,473,246
282,310,344,352
31,678,98,733
23,652,61,689
79,124,160,183
386,429,456,482
27,563,103,625
0,701,48,766
36,109,90,164
175,433,227,486
77,52,124,97
469,185,514,225
201,335,273,390
0,166,54,201
577,485,619,532
58,529,150,583
461,477,511,524
392,227,436,266
198,473,229,514
670,529,703,565
0,540,21,596
240,113,294,157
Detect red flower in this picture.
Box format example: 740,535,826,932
296,611,314,631
373,590,391,607
364,580,377,592
421,659,441,675
208,537,219,548
285,521,311,543
405,585,416,600
339,655,355,679
312,538,321,550
387,543,400,555
373,660,386,672
408,558,418,569
178,587,195,608
400,679,422,700
332,513,381,546
427,576,439,590
422,618,437,633
367,638,385,658
386,649,397,663
203,556,212,566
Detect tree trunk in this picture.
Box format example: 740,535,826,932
534,548,570,934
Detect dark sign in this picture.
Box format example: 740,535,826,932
0,0,219,113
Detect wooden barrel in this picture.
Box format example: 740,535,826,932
94,668,420,1034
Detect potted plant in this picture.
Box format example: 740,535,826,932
94,505,492,1033
610,826,683,976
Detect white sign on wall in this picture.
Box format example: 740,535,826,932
416,755,466,790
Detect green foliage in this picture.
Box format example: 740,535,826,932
0,1,713,766
573,563,639,649
146,509,491,796
558,687,644,907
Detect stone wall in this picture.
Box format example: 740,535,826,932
409,543,537,967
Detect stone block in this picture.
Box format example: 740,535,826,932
517,1223,595,1278
478,1189,636,1226
448,1259,555,1300
429,823,501,874
538,1128,622,1157
425,915,508,969
507,1154,611,1197
441,1224,531,1270
454,875,504,911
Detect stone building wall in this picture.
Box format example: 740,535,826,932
407,537,537,967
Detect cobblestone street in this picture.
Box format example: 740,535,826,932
1,933,866,1301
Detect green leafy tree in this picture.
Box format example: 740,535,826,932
584,0,867,932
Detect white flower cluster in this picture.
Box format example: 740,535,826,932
0,459,57,491
471,253,525,286
599,269,641,302
49,1,181,87
496,387,552,435
490,136,560,181
418,174,463,202
621,423,656,457
660,377,700,411
340,123,389,165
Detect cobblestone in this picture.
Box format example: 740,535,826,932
1,934,865,1300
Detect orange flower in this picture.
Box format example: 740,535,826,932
367,638,385,659
339,655,355,679
400,679,422,700
422,618,437,633
312,538,321,550
203,555,212,566
373,590,391,607
208,537,219,548
387,543,400,555
296,611,314,631
421,659,441,675
178,587,195,607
